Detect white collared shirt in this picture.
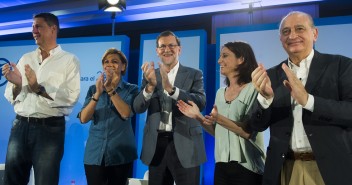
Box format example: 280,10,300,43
258,50,315,152
143,61,180,131
4,45,81,118
287,50,314,152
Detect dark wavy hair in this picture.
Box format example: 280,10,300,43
101,48,128,76
222,41,258,86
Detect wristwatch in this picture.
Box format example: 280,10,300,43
168,86,176,96
36,85,46,95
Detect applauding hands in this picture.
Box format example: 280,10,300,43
177,100,217,126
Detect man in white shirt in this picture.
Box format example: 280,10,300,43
1,13,80,185
250,11,352,185
133,30,206,185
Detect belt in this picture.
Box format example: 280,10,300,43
287,151,315,161
157,131,173,140
16,114,64,126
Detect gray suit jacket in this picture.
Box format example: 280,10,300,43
133,64,207,168
249,51,352,185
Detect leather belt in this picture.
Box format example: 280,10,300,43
287,151,315,161
16,114,64,126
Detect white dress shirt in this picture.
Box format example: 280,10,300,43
143,62,180,131
258,50,315,152
4,45,81,118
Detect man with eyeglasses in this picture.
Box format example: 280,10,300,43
133,30,207,185
250,11,352,185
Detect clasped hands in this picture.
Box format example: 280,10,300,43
251,63,309,106
95,68,119,96
141,61,173,94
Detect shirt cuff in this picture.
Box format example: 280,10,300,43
6,83,26,104
257,93,273,109
143,87,152,101
303,94,314,112
169,87,179,100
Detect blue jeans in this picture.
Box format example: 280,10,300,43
4,116,65,185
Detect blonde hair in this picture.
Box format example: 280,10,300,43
101,48,128,75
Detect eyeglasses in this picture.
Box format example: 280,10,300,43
157,44,178,50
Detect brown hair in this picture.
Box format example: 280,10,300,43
33,13,60,34
222,41,258,86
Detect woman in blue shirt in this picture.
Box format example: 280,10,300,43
79,48,138,185
177,41,264,185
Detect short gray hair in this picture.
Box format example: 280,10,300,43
279,11,315,34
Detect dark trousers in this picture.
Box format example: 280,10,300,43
84,162,132,185
4,116,65,185
149,133,200,185
214,162,262,185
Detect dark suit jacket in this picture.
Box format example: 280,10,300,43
249,51,352,185
133,64,207,168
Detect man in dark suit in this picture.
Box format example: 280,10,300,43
250,11,352,185
133,30,207,185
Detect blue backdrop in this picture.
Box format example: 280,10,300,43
0,14,351,184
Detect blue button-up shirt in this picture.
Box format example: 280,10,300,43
81,80,138,166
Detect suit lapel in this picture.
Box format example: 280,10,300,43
278,61,292,106
174,64,188,88
164,64,187,130
305,51,328,93
279,61,288,85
